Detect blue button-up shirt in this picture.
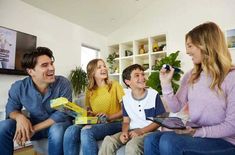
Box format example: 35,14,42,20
6,76,72,124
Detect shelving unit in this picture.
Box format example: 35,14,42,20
107,34,167,87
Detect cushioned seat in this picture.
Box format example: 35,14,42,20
31,97,125,155
183,148,235,155
32,138,125,155
31,139,48,155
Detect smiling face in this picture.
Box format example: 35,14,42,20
94,60,108,81
186,37,203,65
125,68,146,89
27,55,55,86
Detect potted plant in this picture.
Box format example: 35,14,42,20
106,52,118,73
69,67,88,97
147,51,183,95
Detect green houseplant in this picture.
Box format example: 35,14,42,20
106,52,118,73
69,67,88,96
147,51,183,95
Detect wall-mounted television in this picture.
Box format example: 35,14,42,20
0,26,37,75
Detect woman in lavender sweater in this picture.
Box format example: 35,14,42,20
144,22,235,155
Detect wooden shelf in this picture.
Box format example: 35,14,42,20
107,34,167,87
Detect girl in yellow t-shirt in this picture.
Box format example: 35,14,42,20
63,59,124,155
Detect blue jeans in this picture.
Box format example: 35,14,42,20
0,119,71,155
144,131,235,155
63,121,122,155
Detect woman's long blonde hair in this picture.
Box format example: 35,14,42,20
86,58,112,91
186,22,232,91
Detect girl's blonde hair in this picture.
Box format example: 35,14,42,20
186,22,232,91
86,58,112,91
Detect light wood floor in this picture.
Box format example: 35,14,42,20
14,145,43,155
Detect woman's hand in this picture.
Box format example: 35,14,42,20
160,65,175,85
87,107,95,116
174,126,196,136
96,113,108,123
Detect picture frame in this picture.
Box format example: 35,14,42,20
0,26,36,75
0,26,17,70
226,29,235,49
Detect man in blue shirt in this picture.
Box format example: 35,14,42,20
0,47,72,155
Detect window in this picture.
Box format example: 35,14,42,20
81,44,100,71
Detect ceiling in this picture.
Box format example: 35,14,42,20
21,0,155,36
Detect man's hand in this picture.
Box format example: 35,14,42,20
129,128,144,138
120,132,129,144
174,126,196,136
14,115,34,146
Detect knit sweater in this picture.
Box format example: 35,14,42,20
162,68,235,145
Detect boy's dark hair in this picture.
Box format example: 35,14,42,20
21,47,54,70
122,64,144,87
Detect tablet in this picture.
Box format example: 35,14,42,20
147,117,201,129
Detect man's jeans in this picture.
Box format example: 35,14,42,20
0,119,71,155
63,121,122,155
144,131,235,155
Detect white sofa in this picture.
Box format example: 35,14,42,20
31,97,125,155
32,138,125,155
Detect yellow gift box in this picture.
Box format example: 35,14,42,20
75,116,98,124
50,97,87,118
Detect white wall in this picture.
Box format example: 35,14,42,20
108,0,235,72
0,0,107,110
1,0,235,110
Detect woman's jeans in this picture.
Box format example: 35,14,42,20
63,121,122,155
144,131,235,155
0,119,71,155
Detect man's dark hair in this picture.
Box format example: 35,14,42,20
122,64,144,87
21,47,54,70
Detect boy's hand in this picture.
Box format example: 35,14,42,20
129,128,144,138
120,132,129,144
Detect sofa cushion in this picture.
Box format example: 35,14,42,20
31,139,125,155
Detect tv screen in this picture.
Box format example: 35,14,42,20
0,26,37,75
